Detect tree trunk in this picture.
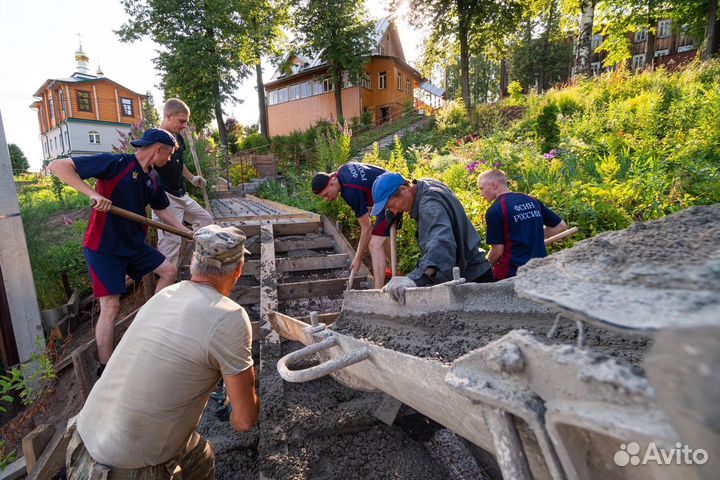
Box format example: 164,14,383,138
255,61,269,140
458,15,471,112
644,0,656,68
333,67,344,125
575,0,596,77
500,58,509,98
213,81,228,158
538,0,558,91
704,0,719,60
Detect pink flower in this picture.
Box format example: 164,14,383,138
494,161,501,167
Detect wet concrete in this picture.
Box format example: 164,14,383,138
332,310,650,368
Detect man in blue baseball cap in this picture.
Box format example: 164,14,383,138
371,172,493,304
49,127,193,374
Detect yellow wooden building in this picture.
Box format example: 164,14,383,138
30,44,145,162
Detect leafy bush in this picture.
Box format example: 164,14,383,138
435,100,471,135
228,163,259,185
240,132,271,152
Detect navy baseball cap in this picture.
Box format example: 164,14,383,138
130,128,178,148
371,172,406,216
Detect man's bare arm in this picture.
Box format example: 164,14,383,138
224,366,260,432
544,220,567,239
487,244,504,267
154,208,193,236
48,158,111,211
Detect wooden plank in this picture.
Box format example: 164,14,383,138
274,235,335,253
219,221,322,238
72,343,98,401
294,312,340,325
278,277,366,301
232,286,261,305
22,424,55,473
25,425,70,480
216,212,315,222
322,216,371,277
241,260,260,277
276,254,350,273
259,224,278,325
0,456,26,480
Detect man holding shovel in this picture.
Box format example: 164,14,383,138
312,162,391,289
49,128,192,374
371,173,493,304
152,98,213,267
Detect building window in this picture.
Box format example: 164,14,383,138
89,131,100,144
378,45,384,55
120,97,134,116
48,96,55,119
322,77,334,92
65,130,70,149
59,90,66,114
77,91,92,112
361,73,371,90
289,84,300,101
378,71,387,90
313,78,323,95
406,79,411,95
591,34,602,51
591,62,602,76
658,20,671,39
632,54,645,71
634,29,647,43
397,72,403,91
654,49,669,58
267,90,277,106
300,81,312,98
278,87,288,103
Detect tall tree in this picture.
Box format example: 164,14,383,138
670,0,719,59
295,0,374,124
245,0,289,140
571,0,597,77
142,91,161,128
116,0,254,155
8,144,29,173
408,0,524,112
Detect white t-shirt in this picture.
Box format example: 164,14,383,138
77,281,253,468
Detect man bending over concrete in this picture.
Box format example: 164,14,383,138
66,225,259,479
49,128,192,374
371,173,493,304
312,162,391,289
153,98,213,267
477,169,566,280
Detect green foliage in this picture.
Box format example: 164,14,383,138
240,132,271,152
228,163,259,185
141,91,161,128
508,81,523,98
533,101,560,152
315,122,352,171
295,0,374,122
8,144,29,173
435,100,471,135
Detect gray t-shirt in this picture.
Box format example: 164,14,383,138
77,281,253,468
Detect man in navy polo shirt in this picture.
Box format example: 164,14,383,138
477,169,567,280
311,162,389,289
49,128,193,374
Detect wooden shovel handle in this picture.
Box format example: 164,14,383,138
92,201,194,240
544,226,578,245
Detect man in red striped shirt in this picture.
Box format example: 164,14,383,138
477,169,566,280
49,128,192,374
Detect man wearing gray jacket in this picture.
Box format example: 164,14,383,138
371,173,493,304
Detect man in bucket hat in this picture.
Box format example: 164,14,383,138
49,128,192,373
66,225,259,479
371,173,493,304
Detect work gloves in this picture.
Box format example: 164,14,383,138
191,175,206,188
381,275,417,305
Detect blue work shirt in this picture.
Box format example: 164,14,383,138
74,153,170,256
336,162,386,217
485,192,562,279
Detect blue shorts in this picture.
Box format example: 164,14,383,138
83,245,166,297
371,211,391,237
